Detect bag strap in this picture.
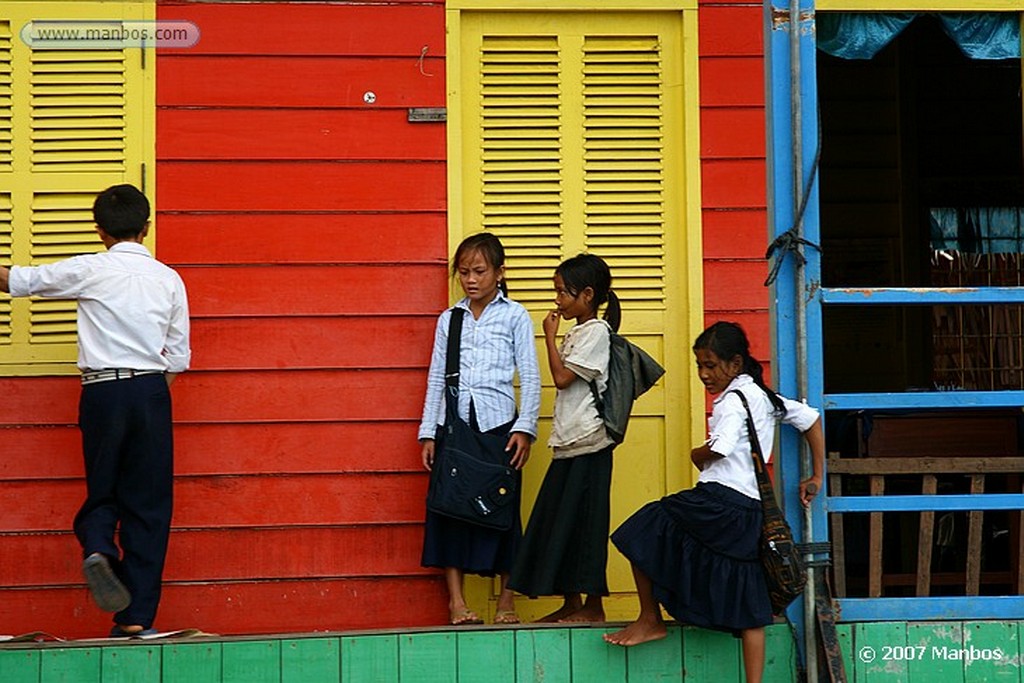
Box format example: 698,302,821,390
444,308,466,420
729,389,781,512
445,307,465,389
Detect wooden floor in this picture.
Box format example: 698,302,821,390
2,620,1021,681
0,622,796,682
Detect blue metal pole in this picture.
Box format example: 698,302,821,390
765,0,823,673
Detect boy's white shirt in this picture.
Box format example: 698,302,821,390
7,242,191,373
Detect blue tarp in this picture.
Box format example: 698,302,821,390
818,13,1020,60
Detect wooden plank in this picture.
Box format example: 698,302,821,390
763,623,798,683
157,57,445,108
154,213,447,266
701,208,767,259
281,638,339,683
1,425,80,478
624,624,682,680
221,641,281,683
698,4,762,57
907,622,964,682
967,475,985,596
917,475,937,597
158,162,446,212
178,265,446,317
0,577,447,640
157,109,446,161
828,458,1024,474
155,3,445,56
1,422,424,480
570,627,625,682
1019,481,1024,596
699,56,765,107
174,422,423,475
962,621,1019,682
187,316,436,371
101,645,162,683
702,260,770,313
399,632,457,683
341,635,398,682
161,642,223,683
854,622,907,683
0,649,40,683
681,626,741,679
457,631,515,683
0,525,432,585
0,473,429,531
700,108,765,160
700,159,767,210
830,471,848,597
869,476,885,598
173,370,430,423
0,378,78,425
835,623,856,683
514,628,571,683
39,648,101,683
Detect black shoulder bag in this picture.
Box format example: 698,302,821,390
425,308,518,530
730,390,807,614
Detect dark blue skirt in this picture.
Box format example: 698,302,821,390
421,412,521,576
610,482,772,633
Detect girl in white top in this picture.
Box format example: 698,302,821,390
509,254,619,623
605,321,824,683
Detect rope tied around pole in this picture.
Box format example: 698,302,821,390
764,228,821,286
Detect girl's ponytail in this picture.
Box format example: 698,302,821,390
743,355,785,415
604,289,622,333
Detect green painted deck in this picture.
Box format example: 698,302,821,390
0,621,1021,682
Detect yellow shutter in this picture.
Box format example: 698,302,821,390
451,8,703,620
0,1,154,374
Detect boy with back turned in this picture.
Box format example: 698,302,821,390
0,184,191,636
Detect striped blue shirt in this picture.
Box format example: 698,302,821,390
418,292,541,440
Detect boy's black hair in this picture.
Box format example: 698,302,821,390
555,253,621,332
451,232,509,295
93,184,150,239
694,321,785,414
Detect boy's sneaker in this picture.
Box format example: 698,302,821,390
82,554,131,613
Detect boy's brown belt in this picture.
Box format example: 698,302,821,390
81,369,163,385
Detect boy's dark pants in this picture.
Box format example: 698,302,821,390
73,374,174,629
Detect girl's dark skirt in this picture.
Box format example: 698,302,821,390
421,414,521,576
508,445,613,597
610,482,772,634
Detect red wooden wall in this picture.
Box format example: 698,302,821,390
0,0,769,639
699,1,770,366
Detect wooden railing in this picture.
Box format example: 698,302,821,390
827,456,1024,599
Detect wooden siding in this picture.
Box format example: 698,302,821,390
0,0,778,640
0,623,800,682
4,620,1023,682
698,1,770,376
0,0,450,639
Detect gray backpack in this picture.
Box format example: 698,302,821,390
590,330,666,444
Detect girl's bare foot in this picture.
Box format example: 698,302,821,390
560,595,605,622
537,597,583,622
603,618,667,646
